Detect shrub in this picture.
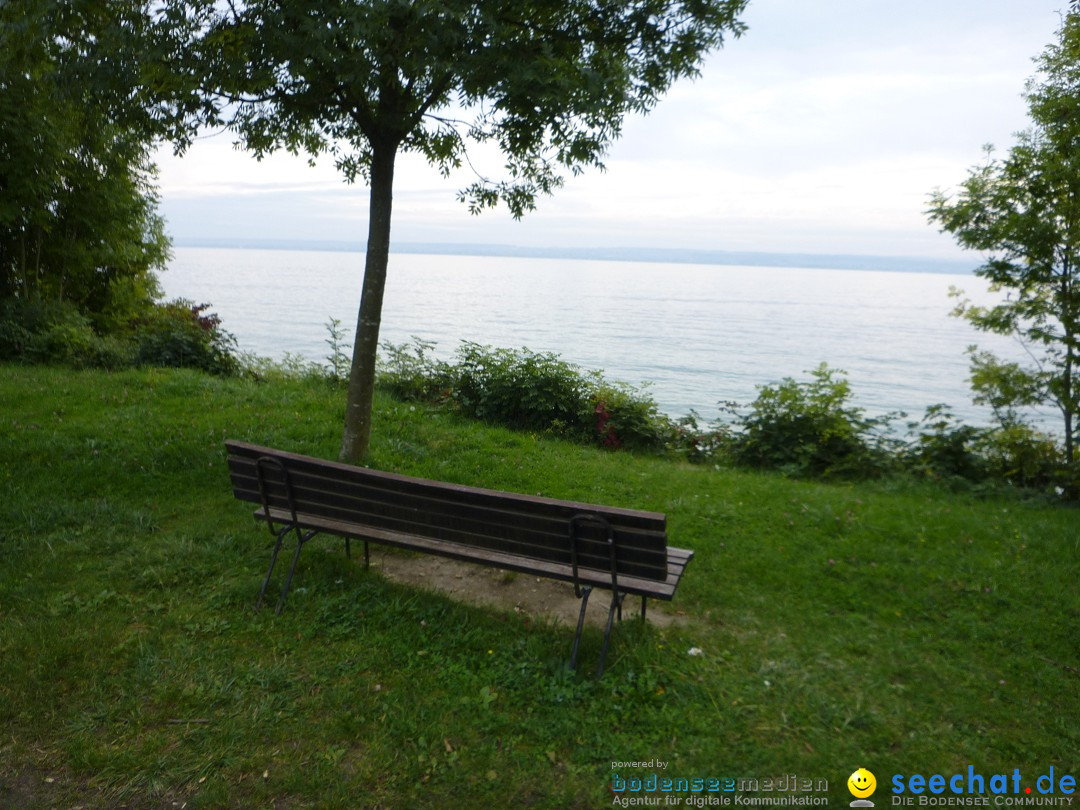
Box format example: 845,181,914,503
667,410,731,465
588,375,674,451
0,318,32,360
0,297,69,360
453,342,588,435
1,298,132,368
377,337,454,403
26,316,133,370
133,299,238,374
0,295,239,373
723,364,894,478
377,340,674,451
978,423,1063,490
904,404,990,483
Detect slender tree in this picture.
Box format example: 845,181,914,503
191,0,748,461
928,12,1080,465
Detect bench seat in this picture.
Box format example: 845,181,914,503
255,505,693,599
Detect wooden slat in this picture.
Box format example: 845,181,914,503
230,492,667,580
226,440,692,594
228,466,666,556
232,490,666,580
226,441,665,527
226,446,670,580
228,460,667,552
256,506,694,600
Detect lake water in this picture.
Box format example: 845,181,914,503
160,246,1032,427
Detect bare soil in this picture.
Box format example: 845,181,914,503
369,547,688,629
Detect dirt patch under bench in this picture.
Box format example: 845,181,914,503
368,547,688,630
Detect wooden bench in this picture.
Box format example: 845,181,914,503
225,440,693,675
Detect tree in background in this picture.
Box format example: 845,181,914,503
928,11,1080,467
189,0,748,461
0,1,168,328
0,1,242,370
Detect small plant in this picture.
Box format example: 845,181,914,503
377,337,453,402
324,317,351,383
238,351,325,383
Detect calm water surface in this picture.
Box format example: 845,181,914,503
161,247,1032,427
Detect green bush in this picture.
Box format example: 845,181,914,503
723,364,895,478
0,319,32,360
588,375,675,450
377,340,674,451
0,297,67,359
904,404,990,483
133,299,238,374
978,423,1063,490
666,410,731,465
0,298,132,368
900,406,1078,495
453,342,588,435
27,317,133,370
1,295,239,374
377,337,454,402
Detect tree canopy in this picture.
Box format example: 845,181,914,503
928,11,1080,469
0,0,186,328
187,0,748,460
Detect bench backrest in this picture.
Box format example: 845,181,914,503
226,440,669,582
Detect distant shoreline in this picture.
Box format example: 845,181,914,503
172,237,979,276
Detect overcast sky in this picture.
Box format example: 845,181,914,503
155,0,1070,260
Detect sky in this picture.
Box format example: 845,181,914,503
155,0,1071,261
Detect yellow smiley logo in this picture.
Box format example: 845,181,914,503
848,768,877,798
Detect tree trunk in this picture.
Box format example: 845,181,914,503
1064,348,1075,464
1061,265,1076,465
339,141,397,462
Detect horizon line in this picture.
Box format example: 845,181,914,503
171,236,979,275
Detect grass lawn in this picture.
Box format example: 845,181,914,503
1,365,1077,809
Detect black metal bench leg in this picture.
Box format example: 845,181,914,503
274,529,317,614
569,586,593,671
364,540,370,569
345,537,351,559
597,591,626,677
256,527,290,611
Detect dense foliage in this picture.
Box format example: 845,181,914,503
0,1,172,326
379,339,674,451
0,1,239,374
377,340,1075,496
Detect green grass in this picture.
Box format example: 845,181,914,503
1,365,1077,809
